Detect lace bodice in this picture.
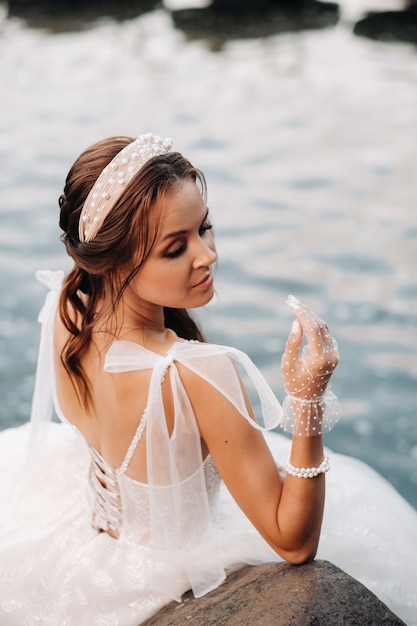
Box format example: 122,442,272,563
88,442,220,541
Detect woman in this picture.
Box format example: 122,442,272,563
0,133,415,625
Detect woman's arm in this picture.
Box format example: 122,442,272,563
184,296,339,564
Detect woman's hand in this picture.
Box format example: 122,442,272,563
281,295,339,402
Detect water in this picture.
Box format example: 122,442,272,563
0,0,416,509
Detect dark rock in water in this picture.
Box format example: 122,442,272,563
142,560,406,626
354,8,417,44
6,0,162,31
170,1,339,48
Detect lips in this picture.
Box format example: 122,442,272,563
193,272,213,288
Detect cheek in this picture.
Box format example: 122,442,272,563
145,261,187,291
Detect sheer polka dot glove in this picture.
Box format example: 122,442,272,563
280,295,341,436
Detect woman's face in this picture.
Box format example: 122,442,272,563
129,179,217,311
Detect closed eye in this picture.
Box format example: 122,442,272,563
199,221,213,236
165,243,186,259
163,212,213,259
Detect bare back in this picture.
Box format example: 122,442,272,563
53,310,178,483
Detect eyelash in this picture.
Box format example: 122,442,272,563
165,221,213,259
200,221,213,236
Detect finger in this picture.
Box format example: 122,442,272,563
331,336,340,359
286,296,325,358
315,321,339,365
281,319,302,372
319,322,334,352
287,295,322,323
286,297,339,379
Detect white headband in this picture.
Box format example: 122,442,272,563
78,133,173,243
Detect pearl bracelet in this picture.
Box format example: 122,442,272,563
286,455,330,478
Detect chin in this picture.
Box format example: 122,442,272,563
199,289,216,307
188,289,216,309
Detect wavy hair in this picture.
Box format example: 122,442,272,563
58,136,206,407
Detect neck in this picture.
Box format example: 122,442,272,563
93,291,167,343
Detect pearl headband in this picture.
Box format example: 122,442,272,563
78,133,173,243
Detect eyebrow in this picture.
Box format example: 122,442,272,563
161,209,209,242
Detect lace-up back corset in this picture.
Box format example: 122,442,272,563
84,341,230,543
87,396,151,538
89,447,123,536
88,434,220,541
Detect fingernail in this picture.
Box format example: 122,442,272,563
291,320,301,334
287,294,301,304
287,298,301,311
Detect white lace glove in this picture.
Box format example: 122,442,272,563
280,295,341,436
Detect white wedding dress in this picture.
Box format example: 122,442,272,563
0,271,416,626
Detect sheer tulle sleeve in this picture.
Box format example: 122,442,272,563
104,340,283,600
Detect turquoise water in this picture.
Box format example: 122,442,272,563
0,0,416,508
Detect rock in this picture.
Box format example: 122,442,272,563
142,560,406,626
353,8,417,44
170,1,340,48
6,0,161,31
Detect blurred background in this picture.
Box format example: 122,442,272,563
0,0,416,508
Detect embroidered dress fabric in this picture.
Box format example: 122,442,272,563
0,272,417,626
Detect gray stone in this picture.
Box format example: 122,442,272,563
142,560,406,625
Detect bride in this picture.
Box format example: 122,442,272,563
0,133,416,625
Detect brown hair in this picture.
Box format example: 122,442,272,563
59,136,206,407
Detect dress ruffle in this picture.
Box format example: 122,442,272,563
1,424,417,625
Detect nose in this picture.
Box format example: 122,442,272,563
192,238,217,269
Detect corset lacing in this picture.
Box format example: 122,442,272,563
88,405,150,536
89,447,123,535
